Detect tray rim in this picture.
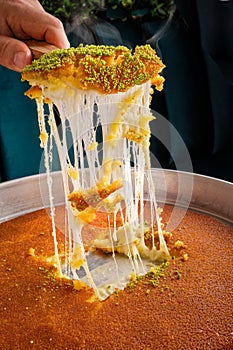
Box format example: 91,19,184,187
0,169,232,225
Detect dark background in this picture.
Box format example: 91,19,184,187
0,0,232,182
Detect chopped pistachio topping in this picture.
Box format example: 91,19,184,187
22,44,165,94
23,48,76,72
23,44,130,73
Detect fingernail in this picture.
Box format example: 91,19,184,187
14,51,31,70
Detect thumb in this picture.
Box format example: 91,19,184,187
0,36,32,72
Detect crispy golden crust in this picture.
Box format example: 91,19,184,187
22,44,165,95
68,179,122,212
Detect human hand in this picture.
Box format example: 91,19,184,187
0,0,70,72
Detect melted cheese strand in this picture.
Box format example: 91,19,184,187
22,45,170,299
39,85,169,298
36,98,62,276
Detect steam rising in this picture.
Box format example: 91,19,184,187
147,4,176,57
64,3,176,52
65,16,123,47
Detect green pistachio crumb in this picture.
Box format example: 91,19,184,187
22,43,164,94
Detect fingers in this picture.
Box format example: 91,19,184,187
17,11,70,49
39,15,70,49
13,7,70,49
0,36,32,72
0,0,70,72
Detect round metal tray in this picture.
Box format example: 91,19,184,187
1,169,232,225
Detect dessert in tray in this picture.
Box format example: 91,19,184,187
0,203,232,349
